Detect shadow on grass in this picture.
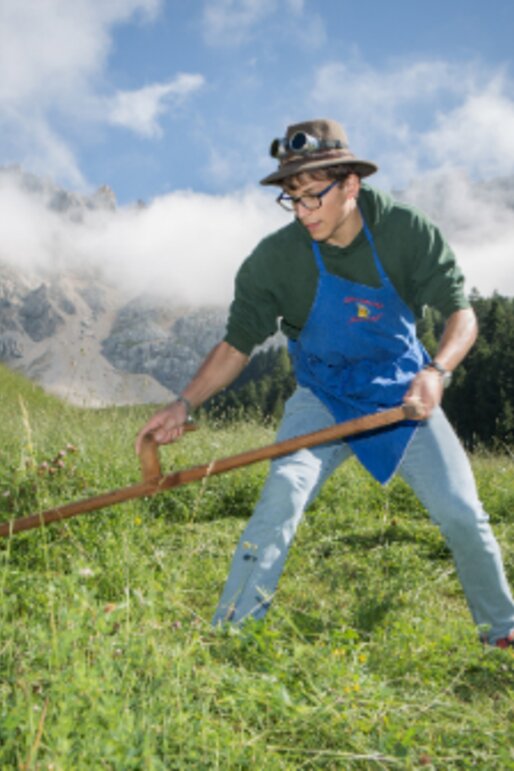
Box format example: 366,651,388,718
314,526,451,561
350,590,401,635
452,656,514,700
144,483,259,524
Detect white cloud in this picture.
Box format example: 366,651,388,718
0,0,160,108
0,109,86,187
0,171,289,306
310,59,470,149
202,0,277,46
402,169,514,297
309,57,514,188
0,0,202,185
201,0,325,48
421,79,514,179
107,75,205,138
81,189,288,305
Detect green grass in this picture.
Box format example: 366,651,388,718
0,364,513,769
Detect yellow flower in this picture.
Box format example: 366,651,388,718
134,516,143,526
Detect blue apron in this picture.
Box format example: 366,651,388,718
288,212,429,484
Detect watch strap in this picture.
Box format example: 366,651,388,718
424,361,452,386
175,395,193,417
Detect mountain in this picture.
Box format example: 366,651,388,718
0,257,228,407
0,168,228,406
0,259,227,407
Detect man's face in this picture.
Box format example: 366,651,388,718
281,172,361,246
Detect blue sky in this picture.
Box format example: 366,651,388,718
1,0,513,202
0,1,513,300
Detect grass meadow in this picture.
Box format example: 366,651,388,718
0,365,513,769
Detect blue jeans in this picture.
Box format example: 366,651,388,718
212,387,514,643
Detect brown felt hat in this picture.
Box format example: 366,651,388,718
260,118,378,186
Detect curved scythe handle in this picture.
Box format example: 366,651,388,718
139,435,162,481
138,422,198,481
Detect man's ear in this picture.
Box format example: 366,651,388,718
345,173,361,199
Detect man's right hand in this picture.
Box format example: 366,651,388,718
134,342,249,457
135,399,189,454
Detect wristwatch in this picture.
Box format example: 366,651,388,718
175,394,193,418
424,361,452,387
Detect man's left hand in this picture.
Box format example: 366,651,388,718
404,367,445,419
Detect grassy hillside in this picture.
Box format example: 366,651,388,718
0,365,513,769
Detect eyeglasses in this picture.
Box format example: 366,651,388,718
276,180,340,212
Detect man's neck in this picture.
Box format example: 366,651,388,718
327,204,363,248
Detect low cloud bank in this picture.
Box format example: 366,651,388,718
0,170,289,305
0,167,512,305
402,170,514,296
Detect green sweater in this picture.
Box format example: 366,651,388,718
225,185,470,355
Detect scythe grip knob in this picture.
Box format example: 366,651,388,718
138,421,198,482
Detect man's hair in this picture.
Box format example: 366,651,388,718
282,164,360,191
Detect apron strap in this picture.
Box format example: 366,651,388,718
359,208,393,288
311,209,392,289
311,241,327,274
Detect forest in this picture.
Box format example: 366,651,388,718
204,292,514,449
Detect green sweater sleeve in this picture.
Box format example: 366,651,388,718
371,202,470,319
224,239,284,355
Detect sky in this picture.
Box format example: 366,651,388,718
0,0,513,302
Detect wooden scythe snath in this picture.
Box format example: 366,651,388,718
0,403,423,538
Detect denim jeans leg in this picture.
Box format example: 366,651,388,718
398,407,514,643
212,387,352,626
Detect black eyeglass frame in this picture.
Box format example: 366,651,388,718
276,179,340,212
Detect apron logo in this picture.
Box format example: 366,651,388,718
344,296,384,323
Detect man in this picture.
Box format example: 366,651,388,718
136,119,514,648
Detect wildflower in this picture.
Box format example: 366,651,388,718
134,516,143,526
78,567,94,578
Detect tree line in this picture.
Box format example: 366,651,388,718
203,292,514,449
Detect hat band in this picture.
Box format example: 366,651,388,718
279,147,353,168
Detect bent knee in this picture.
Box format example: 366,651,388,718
431,495,489,539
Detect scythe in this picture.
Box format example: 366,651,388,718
0,403,423,538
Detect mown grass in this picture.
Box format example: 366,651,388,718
0,364,513,769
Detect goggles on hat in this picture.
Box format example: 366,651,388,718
270,131,345,159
